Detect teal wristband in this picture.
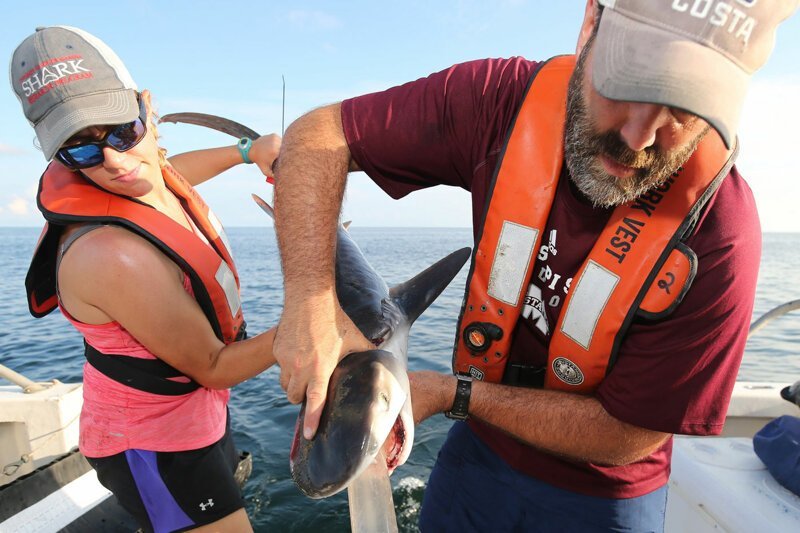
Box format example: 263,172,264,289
237,137,254,164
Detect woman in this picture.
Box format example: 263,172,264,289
11,26,279,532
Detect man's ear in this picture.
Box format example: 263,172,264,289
576,0,599,55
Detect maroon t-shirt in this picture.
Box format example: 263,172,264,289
342,57,761,498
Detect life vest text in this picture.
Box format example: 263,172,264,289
605,217,645,264
605,175,680,264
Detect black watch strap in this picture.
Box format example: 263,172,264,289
445,374,473,421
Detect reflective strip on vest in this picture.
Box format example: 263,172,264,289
560,260,618,350
215,260,242,318
208,209,235,265
488,222,539,306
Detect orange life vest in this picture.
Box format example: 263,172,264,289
26,162,245,345
453,55,737,393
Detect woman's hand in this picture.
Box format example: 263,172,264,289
248,134,281,181
167,133,281,187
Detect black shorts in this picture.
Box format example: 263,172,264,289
86,419,245,533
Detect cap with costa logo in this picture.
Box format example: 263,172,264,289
593,0,799,148
9,26,139,161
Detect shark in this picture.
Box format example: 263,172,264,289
251,194,470,500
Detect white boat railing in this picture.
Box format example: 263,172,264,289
748,299,800,338
0,364,58,393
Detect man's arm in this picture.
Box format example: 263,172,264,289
410,371,670,465
273,103,374,439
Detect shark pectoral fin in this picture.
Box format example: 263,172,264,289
251,193,275,219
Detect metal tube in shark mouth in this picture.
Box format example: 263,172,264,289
348,450,398,533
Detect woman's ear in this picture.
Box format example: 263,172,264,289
576,0,600,55
140,89,153,120
138,89,168,167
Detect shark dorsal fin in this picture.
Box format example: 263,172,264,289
389,247,471,324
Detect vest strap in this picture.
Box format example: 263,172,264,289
84,342,200,396
235,320,248,341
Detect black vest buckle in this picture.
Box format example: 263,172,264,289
502,363,545,388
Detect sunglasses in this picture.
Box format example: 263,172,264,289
55,97,148,170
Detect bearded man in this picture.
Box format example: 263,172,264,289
271,1,799,530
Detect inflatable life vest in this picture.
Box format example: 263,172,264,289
26,161,245,346
453,55,737,394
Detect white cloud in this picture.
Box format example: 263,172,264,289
286,10,342,30
7,197,30,216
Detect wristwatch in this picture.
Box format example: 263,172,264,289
237,137,254,164
444,374,473,421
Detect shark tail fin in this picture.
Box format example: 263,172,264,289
389,247,471,324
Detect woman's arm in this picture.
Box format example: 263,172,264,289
168,134,281,186
58,226,275,389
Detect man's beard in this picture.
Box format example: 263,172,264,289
563,46,709,209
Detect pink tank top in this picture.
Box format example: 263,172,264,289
61,226,229,458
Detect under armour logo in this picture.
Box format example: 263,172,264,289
199,499,214,511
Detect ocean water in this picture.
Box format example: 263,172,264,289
1,227,799,532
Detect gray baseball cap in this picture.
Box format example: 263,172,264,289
593,0,799,148
9,26,139,161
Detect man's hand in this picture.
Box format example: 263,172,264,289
274,291,375,439
409,371,455,425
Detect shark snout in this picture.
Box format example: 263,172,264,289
290,349,412,498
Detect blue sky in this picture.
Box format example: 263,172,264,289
2,1,799,230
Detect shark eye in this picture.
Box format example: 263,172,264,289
379,391,390,410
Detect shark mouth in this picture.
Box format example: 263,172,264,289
384,416,407,472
